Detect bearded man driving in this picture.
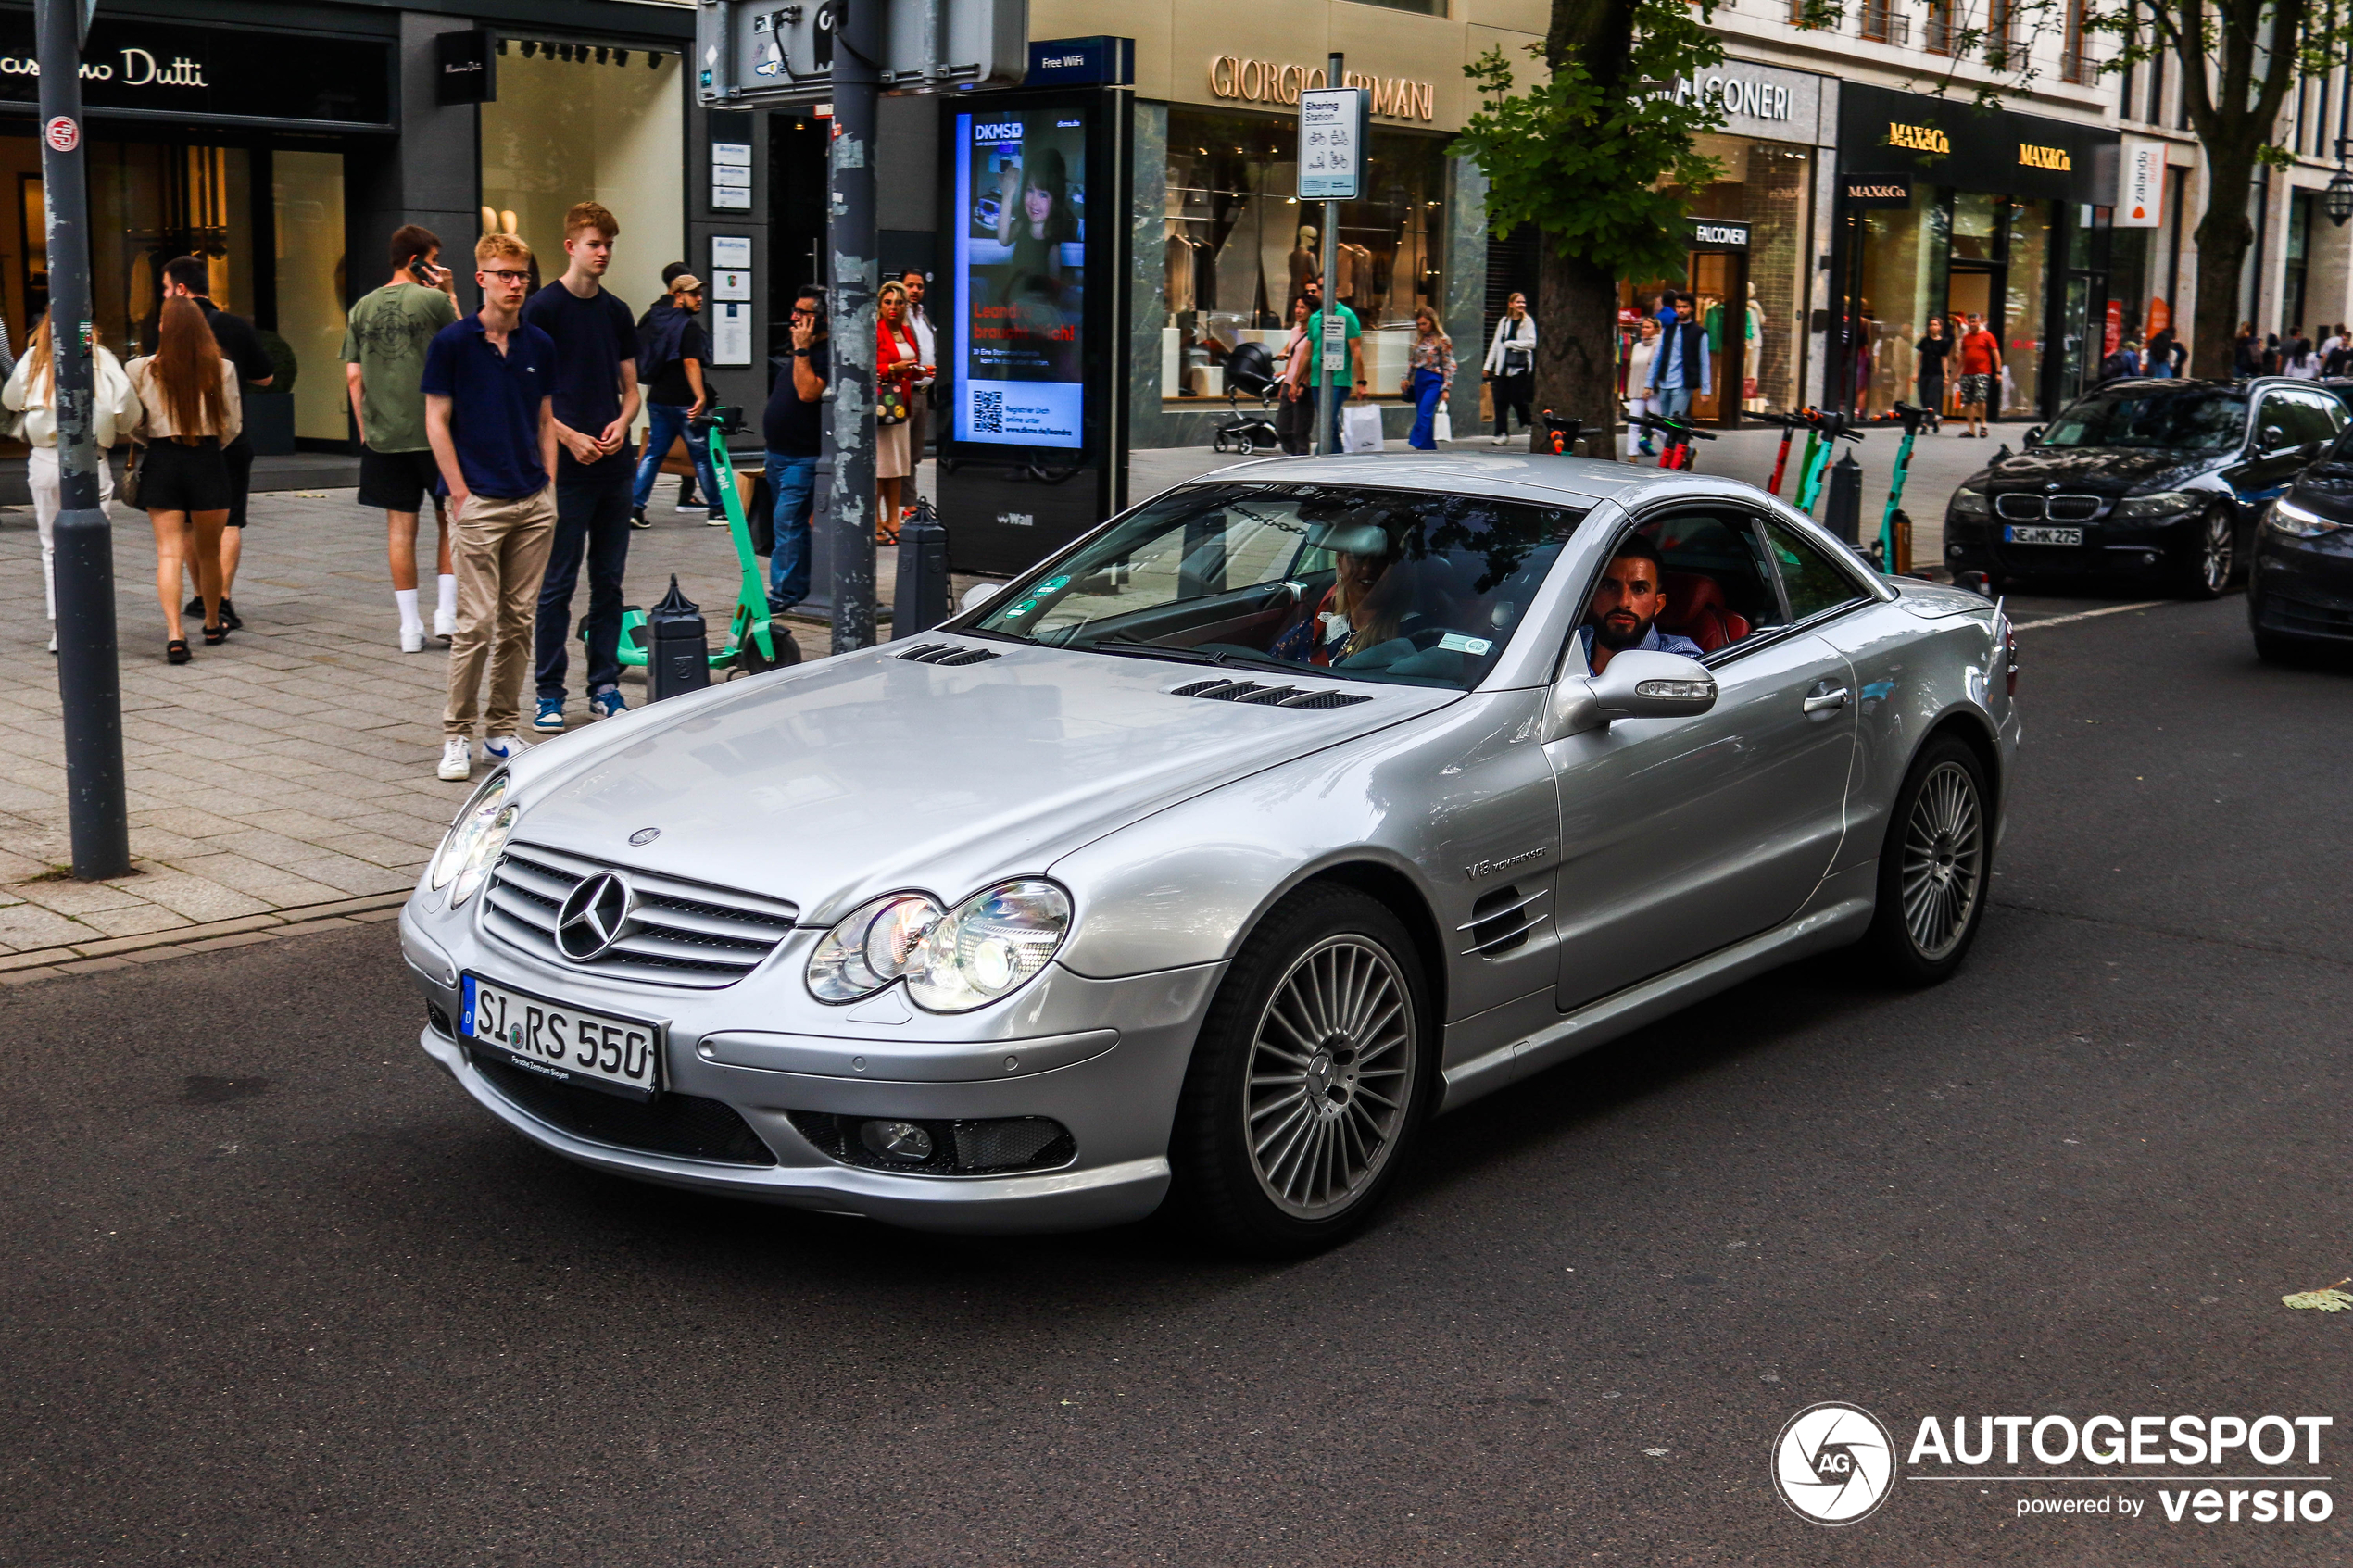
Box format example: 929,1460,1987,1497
1577,535,1703,673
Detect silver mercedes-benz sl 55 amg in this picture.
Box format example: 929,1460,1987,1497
400,454,2020,1255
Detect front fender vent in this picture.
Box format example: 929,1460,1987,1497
1170,678,1371,709
897,642,1001,665
1460,884,1547,957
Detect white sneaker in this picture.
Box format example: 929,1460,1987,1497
400,623,426,653
437,737,473,781
481,734,529,766
705,511,729,526
1491,433,1507,445
434,608,457,642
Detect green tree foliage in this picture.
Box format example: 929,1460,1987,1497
1447,0,1730,450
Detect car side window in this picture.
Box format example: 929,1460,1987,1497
2255,394,2301,449
1759,519,1869,623
2283,392,2343,446
1617,510,1782,657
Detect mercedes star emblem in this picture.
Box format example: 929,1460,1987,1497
555,872,635,961
629,827,661,846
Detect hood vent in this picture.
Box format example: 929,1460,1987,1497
1171,678,1371,709
897,642,1001,665
1459,884,1547,957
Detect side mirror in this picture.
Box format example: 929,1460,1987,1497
2261,423,2289,452
2022,424,2045,448
961,582,1002,613
1543,649,1718,741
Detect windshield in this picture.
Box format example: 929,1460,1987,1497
964,483,1587,689
2038,389,2247,452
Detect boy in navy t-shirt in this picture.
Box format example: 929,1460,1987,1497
422,232,559,783
521,201,641,733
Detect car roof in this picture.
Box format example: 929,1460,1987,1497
1171,452,1697,508
2082,377,2245,395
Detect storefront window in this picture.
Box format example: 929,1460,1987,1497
1845,184,1947,419
480,47,684,320
1163,107,1446,403
2002,199,2052,414
273,151,346,441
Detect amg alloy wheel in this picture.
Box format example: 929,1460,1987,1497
1861,735,1992,985
1169,885,1429,1255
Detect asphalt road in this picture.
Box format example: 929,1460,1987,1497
6,593,2350,1566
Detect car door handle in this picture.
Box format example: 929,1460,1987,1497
1803,686,1850,714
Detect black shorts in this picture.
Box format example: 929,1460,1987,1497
138,437,232,514
357,446,446,514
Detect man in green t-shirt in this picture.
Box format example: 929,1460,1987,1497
343,223,460,651
1302,278,1367,454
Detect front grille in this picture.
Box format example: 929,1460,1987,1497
897,642,1000,665
786,1110,1076,1175
482,841,799,988
1170,678,1372,708
1994,493,2108,521
472,1051,778,1165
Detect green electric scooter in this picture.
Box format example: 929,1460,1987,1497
1875,400,1931,574
600,405,798,677
1793,410,1863,515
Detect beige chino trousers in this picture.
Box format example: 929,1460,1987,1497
443,487,558,740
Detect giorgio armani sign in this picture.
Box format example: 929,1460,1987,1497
0,16,392,130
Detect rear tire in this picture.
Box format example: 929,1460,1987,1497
1860,735,1992,986
1167,885,1432,1258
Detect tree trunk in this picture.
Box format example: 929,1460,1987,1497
2189,148,2259,380
1531,245,1621,455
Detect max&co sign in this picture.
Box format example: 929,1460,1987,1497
0,16,393,129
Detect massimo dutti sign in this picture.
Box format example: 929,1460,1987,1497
1838,82,2109,204
0,15,393,129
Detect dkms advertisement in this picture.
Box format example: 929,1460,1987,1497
952,107,1088,450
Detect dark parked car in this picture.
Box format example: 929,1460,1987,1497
2249,426,2353,659
1944,378,2346,598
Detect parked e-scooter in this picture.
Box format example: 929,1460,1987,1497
1875,400,1931,573
1624,408,1717,470
607,406,799,678
1753,408,1816,497
1794,410,1864,515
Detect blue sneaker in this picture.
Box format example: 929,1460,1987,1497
532,696,564,734
589,688,626,721
481,734,530,766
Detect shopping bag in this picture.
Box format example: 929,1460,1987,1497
1434,405,1453,444
1478,380,1494,425
1340,401,1385,453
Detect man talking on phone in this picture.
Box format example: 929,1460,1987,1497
343,224,460,649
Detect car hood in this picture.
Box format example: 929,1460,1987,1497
502,641,1455,923
2292,462,2353,518
1974,445,2219,494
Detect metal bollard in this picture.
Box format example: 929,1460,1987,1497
1823,452,1864,547
890,495,951,638
647,575,711,702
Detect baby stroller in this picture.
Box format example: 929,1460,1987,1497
1211,341,1283,457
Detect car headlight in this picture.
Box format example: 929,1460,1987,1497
429,773,516,909
806,879,1073,1011
2113,490,2200,519
806,891,945,1001
1950,485,1990,517
2266,495,2344,537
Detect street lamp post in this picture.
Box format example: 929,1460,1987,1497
38,0,131,881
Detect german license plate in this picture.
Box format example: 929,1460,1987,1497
462,974,663,1101
2004,524,2083,546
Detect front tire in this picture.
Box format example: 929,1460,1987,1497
1860,735,1992,985
2174,508,2233,599
1168,885,1431,1257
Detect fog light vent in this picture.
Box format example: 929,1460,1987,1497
427,1003,455,1038
788,1110,1076,1175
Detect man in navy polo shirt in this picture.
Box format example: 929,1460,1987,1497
422,232,560,783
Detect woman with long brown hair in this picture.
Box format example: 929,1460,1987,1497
127,296,241,662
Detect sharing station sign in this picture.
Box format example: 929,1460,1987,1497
1775,1401,2338,1530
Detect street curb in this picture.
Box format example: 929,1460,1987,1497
0,891,410,985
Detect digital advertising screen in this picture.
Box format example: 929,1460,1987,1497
951,105,1090,450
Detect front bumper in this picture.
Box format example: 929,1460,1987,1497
2250,537,2353,643
1944,514,2197,580
401,901,1222,1234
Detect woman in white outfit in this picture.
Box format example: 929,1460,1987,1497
1622,316,1660,459
1481,293,1536,445
6,316,139,652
